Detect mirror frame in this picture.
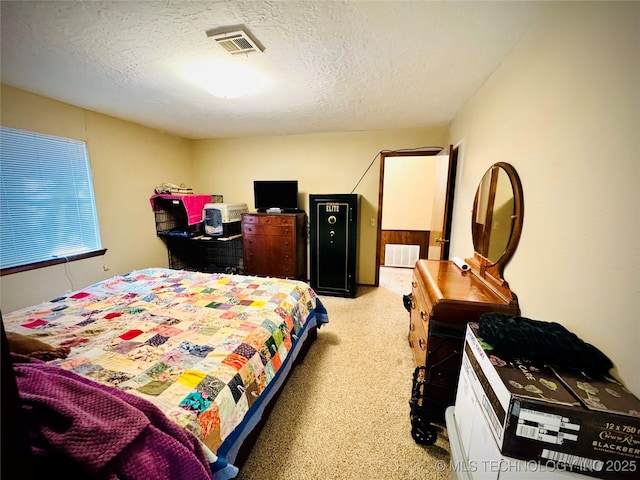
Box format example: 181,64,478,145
466,162,524,299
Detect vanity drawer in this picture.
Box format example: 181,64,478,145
411,270,434,316
408,322,427,366
409,271,432,365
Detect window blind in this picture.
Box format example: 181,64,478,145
0,126,103,270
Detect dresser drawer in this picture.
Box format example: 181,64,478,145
242,223,295,236
244,251,296,277
244,238,296,267
408,320,427,366
412,270,433,314
276,263,296,278
409,272,431,365
244,235,295,259
410,292,430,334
242,214,295,226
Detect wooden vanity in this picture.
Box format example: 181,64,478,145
409,162,524,416
409,259,520,407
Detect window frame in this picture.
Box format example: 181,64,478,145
0,127,106,276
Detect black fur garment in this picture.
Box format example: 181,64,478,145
478,312,613,376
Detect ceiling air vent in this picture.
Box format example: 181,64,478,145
207,28,264,55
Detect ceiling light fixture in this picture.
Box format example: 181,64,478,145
186,59,269,99
181,26,267,99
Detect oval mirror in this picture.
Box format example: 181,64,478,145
470,162,523,281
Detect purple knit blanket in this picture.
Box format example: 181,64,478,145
12,354,213,479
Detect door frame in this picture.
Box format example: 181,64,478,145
440,145,459,260
374,146,458,286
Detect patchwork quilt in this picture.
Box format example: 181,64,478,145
3,268,328,454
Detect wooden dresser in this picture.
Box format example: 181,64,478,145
409,259,520,410
407,162,524,445
242,212,307,280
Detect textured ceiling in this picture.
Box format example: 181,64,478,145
0,1,545,139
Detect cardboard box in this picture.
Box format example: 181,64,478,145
462,323,640,480
453,363,593,479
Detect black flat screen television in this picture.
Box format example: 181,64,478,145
253,180,299,212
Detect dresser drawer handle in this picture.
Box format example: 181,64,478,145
409,322,415,331
411,300,416,310
412,280,417,288
418,338,426,351
421,311,427,322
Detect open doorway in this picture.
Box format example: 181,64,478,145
374,146,459,286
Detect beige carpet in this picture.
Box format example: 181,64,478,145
236,267,452,480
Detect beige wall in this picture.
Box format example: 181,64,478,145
0,88,447,307
0,85,193,312
382,156,436,231
449,2,640,395
190,127,449,284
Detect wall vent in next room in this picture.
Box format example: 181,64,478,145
384,244,420,268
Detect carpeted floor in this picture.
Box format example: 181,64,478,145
236,267,451,480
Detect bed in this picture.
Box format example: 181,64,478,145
2,267,328,479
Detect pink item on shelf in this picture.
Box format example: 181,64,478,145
150,194,212,226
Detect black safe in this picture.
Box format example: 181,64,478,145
309,194,359,297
